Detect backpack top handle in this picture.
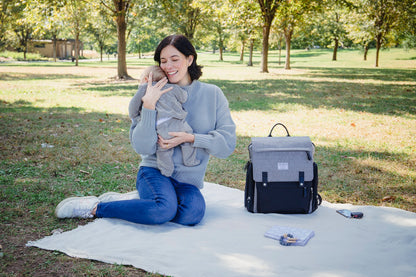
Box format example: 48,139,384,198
268,123,291,137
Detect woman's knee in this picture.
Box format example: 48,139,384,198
149,198,178,225
135,166,178,224
172,189,206,226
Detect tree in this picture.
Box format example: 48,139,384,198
361,0,402,67
310,0,351,61
86,2,116,62
257,0,281,72
274,0,317,70
39,1,67,62
345,8,374,60
0,0,14,51
127,2,169,58
127,2,151,58
63,0,91,66
11,0,44,60
270,30,284,65
157,0,202,41
197,0,232,61
393,0,416,48
101,0,132,79
229,0,261,65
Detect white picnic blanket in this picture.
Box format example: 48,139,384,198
27,182,416,277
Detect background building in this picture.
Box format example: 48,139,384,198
28,39,83,59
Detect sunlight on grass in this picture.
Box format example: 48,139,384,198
1,47,415,276
1,48,415,214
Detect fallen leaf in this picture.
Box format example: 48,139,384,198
382,196,396,202
351,123,356,127
341,156,355,159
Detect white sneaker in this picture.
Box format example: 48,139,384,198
98,191,140,203
55,196,99,219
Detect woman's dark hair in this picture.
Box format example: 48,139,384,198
154,34,203,81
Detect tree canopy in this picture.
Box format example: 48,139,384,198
2,0,415,72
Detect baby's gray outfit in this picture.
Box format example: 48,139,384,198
129,83,200,176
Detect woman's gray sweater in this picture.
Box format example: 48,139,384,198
129,80,236,189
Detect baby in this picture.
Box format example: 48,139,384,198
129,65,200,177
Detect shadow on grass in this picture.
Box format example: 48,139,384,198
1,100,415,276
0,97,147,277
0,62,82,67
82,83,139,97
0,101,134,189
302,67,416,82
0,99,85,114
221,133,416,210
205,67,416,116
267,50,328,62
315,144,416,209
0,72,90,81
2,59,415,274
2,100,413,208
397,56,416,60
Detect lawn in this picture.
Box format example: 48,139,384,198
1,47,415,276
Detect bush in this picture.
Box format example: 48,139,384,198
0,51,49,61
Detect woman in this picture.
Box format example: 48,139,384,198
55,34,236,226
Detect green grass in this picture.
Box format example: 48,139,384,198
1,47,415,276
0,50,50,62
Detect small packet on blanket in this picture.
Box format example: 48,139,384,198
264,226,315,246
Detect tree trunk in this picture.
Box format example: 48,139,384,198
375,34,382,67
332,38,338,61
116,12,129,79
248,39,254,66
284,28,292,70
261,24,271,73
21,29,29,61
278,36,282,65
100,45,103,62
240,40,245,61
219,36,223,61
219,46,223,61
218,26,224,61
363,44,369,61
75,32,79,66
258,0,279,73
53,34,57,62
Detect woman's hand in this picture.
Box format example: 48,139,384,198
158,132,195,149
141,72,173,110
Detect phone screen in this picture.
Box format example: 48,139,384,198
336,209,352,218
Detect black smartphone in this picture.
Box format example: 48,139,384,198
336,209,364,219
336,209,352,218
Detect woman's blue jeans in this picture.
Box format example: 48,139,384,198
95,166,206,226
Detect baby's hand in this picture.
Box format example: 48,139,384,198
141,72,173,110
